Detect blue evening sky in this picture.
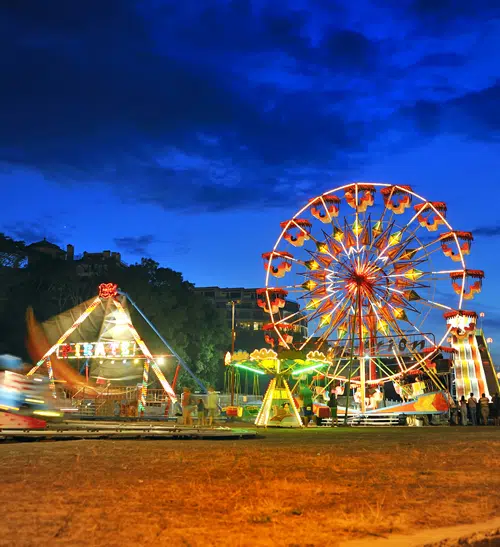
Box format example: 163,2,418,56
1,1,500,352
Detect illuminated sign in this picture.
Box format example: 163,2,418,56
56,341,138,359
329,333,436,358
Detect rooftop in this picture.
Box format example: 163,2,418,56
26,238,65,252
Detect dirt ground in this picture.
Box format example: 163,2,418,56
0,426,499,547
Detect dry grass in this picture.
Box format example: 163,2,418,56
0,427,499,546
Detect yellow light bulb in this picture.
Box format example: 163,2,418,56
304,260,320,271
404,269,423,281
316,241,329,254
319,313,332,327
302,280,318,291
333,227,344,241
372,221,383,236
352,219,363,236
388,231,402,247
306,298,320,310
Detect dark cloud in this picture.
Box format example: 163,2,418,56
447,83,500,139
401,100,442,136
114,234,190,258
414,53,467,68
114,235,156,256
411,0,500,20
397,82,500,142
321,30,379,73
400,0,500,35
0,0,499,213
472,225,500,237
3,222,62,245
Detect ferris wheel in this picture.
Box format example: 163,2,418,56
259,183,484,396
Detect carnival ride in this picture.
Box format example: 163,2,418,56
24,283,204,417
0,354,63,428
446,311,499,400
228,182,488,426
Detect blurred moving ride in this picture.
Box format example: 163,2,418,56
0,354,63,420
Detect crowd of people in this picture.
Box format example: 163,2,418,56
177,384,500,428
451,392,500,426
180,386,219,426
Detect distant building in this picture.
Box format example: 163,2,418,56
194,286,307,351
76,250,125,277
26,239,67,264
25,239,125,276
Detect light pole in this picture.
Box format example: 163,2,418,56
228,300,240,406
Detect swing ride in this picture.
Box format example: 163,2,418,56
23,283,204,418
227,182,488,426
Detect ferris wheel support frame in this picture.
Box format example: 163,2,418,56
260,182,485,412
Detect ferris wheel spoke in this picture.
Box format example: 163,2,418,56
365,300,420,358
273,309,315,330
374,286,422,315
375,223,436,268
390,204,426,241
417,295,455,312
374,231,417,265
372,356,400,379
373,185,399,230
304,232,343,265
388,268,463,281
298,296,351,350
314,300,352,349
327,216,355,256
324,351,346,378
273,307,312,326
368,293,436,357
353,185,363,251
384,234,447,269
384,313,436,362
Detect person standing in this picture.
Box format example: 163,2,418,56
459,395,468,426
327,390,338,427
206,386,218,427
196,398,205,427
492,392,500,426
467,393,478,426
449,399,458,425
182,387,193,426
299,383,314,427
479,393,490,425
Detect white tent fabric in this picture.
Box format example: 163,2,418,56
42,296,144,383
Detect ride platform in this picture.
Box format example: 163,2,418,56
0,420,257,441
0,411,47,429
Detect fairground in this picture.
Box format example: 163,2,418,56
1,427,499,547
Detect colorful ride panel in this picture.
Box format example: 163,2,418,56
451,331,499,400
452,333,489,400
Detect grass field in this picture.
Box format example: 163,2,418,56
0,426,499,546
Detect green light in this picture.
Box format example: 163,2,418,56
234,363,266,375
292,362,329,376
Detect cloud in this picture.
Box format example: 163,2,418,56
472,224,500,237
3,221,63,245
321,29,379,73
414,53,467,68
1,0,499,213
114,235,156,256
113,233,191,258
396,82,500,142
410,0,500,22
